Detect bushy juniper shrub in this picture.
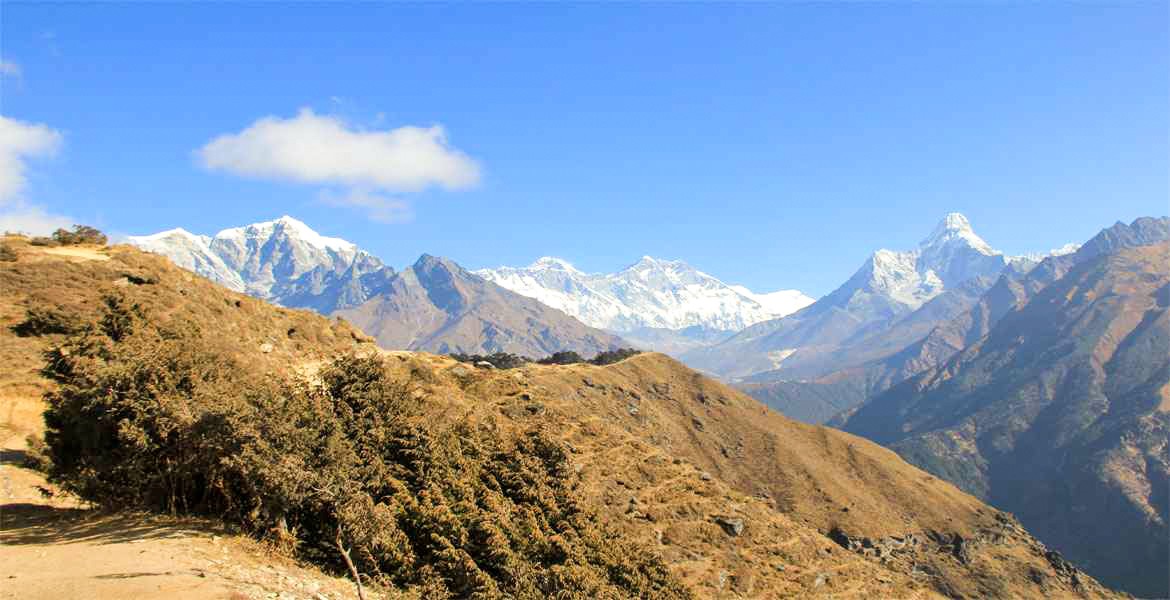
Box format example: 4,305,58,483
535,349,643,367
13,304,83,337
537,351,586,365
449,351,531,369
52,225,108,246
42,296,689,599
589,348,642,366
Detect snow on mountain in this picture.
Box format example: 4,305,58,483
728,286,816,317
682,212,1043,380
127,227,247,292
1007,242,1082,269
127,215,385,307
833,212,1011,313
475,256,812,333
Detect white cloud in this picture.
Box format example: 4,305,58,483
197,108,480,192
0,115,73,236
0,203,73,236
0,114,63,203
0,60,20,78
319,189,414,224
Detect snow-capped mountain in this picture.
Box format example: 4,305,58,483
683,212,1062,380
475,256,813,333
127,215,389,312
129,216,630,356
127,228,247,292
826,212,1009,314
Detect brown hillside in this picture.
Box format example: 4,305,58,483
0,238,1122,599
0,236,372,444
379,351,1122,598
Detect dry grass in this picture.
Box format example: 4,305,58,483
0,237,371,443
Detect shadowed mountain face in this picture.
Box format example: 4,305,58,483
843,241,1170,597
737,217,1170,425
334,254,627,356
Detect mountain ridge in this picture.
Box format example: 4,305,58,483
127,217,629,356
842,240,1170,597
475,255,814,335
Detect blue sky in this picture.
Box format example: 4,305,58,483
1,3,1166,296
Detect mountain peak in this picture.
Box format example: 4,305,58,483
939,212,972,232
413,253,462,274
529,256,579,272
626,255,687,271
215,216,357,253
920,212,994,255
130,227,204,243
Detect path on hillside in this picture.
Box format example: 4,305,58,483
0,429,367,600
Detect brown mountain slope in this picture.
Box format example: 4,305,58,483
334,254,626,357
0,238,1121,599
844,242,1170,597
0,236,372,448
376,352,1121,598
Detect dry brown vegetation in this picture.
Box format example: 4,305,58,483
0,240,1126,599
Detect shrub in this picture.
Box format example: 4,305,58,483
531,348,641,367
29,236,57,247
13,304,83,336
537,351,585,365
449,351,531,369
52,225,108,246
589,348,642,366
0,243,15,262
42,298,691,599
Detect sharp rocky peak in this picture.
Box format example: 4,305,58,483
412,253,466,275
919,212,995,255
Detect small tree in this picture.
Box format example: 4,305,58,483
589,348,642,366
537,351,584,365
51,225,108,246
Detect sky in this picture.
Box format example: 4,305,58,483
1,3,1167,297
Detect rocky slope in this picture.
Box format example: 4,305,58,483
334,254,626,357
475,256,813,335
842,241,1170,597
0,236,1122,599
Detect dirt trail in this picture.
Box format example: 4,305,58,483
38,246,111,261
0,430,368,600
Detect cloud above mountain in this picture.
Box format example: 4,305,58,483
318,188,414,224
0,114,74,235
196,108,480,191
0,114,62,202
